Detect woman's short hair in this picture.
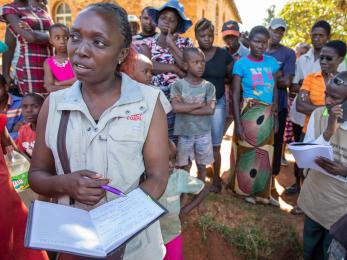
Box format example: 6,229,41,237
48,23,69,35
195,18,214,35
324,40,347,58
249,26,270,40
87,2,132,48
22,93,45,105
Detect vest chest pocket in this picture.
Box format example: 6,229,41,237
106,119,146,187
108,117,146,142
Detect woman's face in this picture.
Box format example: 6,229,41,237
68,9,126,84
157,9,178,35
249,33,269,59
196,28,214,50
319,46,343,75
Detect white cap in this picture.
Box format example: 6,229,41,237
269,18,287,31
128,15,139,23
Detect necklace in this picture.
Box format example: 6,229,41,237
53,58,69,68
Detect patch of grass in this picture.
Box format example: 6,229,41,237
273,224,304,259
198,215,267,259
205,193,221,202
198,214,303,259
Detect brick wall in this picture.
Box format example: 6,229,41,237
0,0,240,49
47,0,240,46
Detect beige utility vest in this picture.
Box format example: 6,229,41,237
45,73,165,259
298,107,347,229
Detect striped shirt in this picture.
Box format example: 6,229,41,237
0,3,53,94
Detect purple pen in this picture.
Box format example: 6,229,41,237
101,184,126,196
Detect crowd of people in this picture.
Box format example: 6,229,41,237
0,0,347,259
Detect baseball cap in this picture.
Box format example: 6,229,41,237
269,18,287,31
222,20,240,37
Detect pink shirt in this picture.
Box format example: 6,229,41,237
47,57,75,82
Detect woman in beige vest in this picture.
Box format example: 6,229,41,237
28,3,169,259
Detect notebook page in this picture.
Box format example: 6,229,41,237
29,201,105,257
90,188,165,252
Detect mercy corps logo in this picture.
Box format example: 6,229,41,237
127,114,143,121
114,114,143,121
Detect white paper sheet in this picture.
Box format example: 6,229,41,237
90,188,165,252
29,201,104,257
288,143,347,183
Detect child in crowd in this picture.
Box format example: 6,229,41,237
159,141,209,260
16,93,44,157
120,48,171,114
170,47,216,181
0,74,24,140
43,23,76,92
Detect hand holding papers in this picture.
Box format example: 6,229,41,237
288,142,347,183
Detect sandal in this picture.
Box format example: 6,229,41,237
268,196,280,207
244,197,256,204
291,206,303,215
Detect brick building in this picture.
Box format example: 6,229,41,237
47,0,241,45
1,0,241,46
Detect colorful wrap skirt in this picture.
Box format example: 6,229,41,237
230,99,274,198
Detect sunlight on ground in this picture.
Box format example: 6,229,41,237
275,178,294,212
189,119,234,177
286,151,295,163
190,119,294,213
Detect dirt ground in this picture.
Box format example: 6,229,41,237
182,120,304,260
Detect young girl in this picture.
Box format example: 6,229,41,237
160,141,209,260
29,3,169,259
230,26,279,206
16,93,44,157
43,23,76,92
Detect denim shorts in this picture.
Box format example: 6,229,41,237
176,134,214,166
211,95,226,146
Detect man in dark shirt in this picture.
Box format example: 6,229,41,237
133,7,158,41
265,18,296,178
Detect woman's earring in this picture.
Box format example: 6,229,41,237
118,59,123,65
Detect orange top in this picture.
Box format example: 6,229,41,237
300,72,326,133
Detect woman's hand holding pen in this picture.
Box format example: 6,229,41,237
61,170,110,206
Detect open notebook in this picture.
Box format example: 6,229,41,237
25,187,167,258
